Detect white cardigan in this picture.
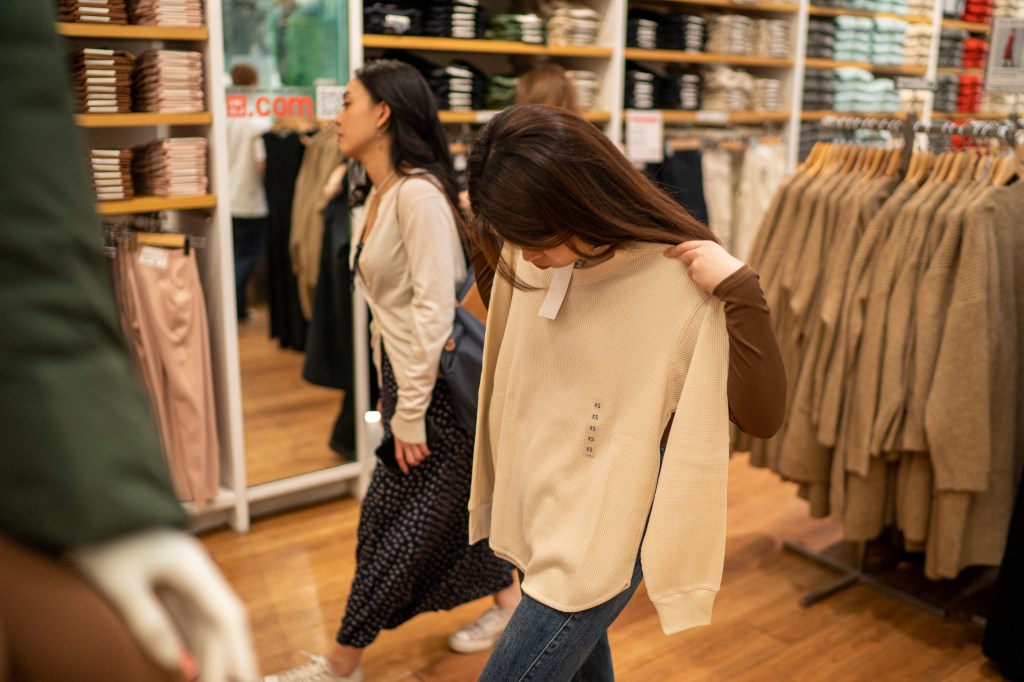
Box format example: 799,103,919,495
350,173,467,442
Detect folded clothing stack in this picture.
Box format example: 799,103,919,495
995,0,1024,18
71,48,135,114
962,36,988,67
752,77,783,110
811,0,908,11
701,65,754,111
364,3,423,35
800,121,831,160
566,69,600,110
133,50,204,113
626,9,662,49
424,0,482,39
753,19,791,58
907,0,934,18
60,0,128,24
961,0,994,23
547,7,600,46
904,24,932,67
385,51,485,110
932,74,960,112
132,137,208,197
803,67,836,110
806,19,836,60
872,18,907,65
957,73,983,112
833,66,898,112
484,74,517,109
660,68,701,110
660,14,707,51
706,14,754,55
128,0,204,27
834,16,873,63
486,14,545,43
624,63,660,109
981,91,1016,113
89,148,134,201
944,0,967,18
938,28,967,67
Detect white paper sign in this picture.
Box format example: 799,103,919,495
316,86,346,119
625,109,664,164
986,19,1024,94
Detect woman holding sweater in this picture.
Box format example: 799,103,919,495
466,103,784,681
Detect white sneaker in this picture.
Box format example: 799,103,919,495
447,605,514,654
264,652,363,682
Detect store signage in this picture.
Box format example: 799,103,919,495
625,109,664,164
316,86,345,119
986,18,1024,94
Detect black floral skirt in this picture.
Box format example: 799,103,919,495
336,349,513,647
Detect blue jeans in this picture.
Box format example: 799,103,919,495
479,554,645,682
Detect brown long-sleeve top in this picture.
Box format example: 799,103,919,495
470,244,787,439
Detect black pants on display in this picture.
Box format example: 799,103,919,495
232,216,267,320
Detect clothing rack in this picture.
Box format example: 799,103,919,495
104,217,206,256
781,111,1024,617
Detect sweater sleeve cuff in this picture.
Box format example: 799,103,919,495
712,264,760,303
389,413,427,444
468,502,492,545
652,589,718,635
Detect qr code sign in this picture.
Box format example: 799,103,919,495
316,86,345,120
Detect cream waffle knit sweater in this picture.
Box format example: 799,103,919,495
469,242,731,635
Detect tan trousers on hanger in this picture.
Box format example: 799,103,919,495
113,243,220,506
0,533,187,682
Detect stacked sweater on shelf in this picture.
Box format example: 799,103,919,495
702,65,754,111
484,74,517,109
833,66,898,112
739,141,1024,584
134,50,204,113
995,0,1024,17
485,13,545,43
754,19,792,59
386,49,485,110
872,18,907,65
963,36,988,68
752,78,783,110
961,0,994,22
904,24,932,67
89,148,133,201
624,62,659,109
626,9,661,49
546,7,600,46
60,0,128,24
803,68,836,110
128,0,204,27
566,69,600,109
706,14,754,55
938,28,967,67
424,0,483,39
364,3,423,35
908,0,934,16
132,137,208,197
957,73,983,112
834,16,873,63
660,14,707,51
71,48,135,114
807,19,837,60
811,0,909,11
660,67,701,110
932,74,960,112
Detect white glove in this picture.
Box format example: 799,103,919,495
72,528,259,681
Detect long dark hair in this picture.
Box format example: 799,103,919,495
467,104,717,288
349,60,458,208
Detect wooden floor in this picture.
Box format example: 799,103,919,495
199,452,1004,681
237,308,349,486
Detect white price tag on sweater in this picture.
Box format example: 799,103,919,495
538,265,573,320
139,246,169,269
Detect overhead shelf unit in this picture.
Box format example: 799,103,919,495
804,57,929,76
806,6,933,23
57,12,247,532
624,48,794,67
941,18,991,32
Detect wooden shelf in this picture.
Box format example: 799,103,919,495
56,22,209,41
96,194,217,215
439,109,612,124
650,109,791,124
807,6,933,23
625,48,793,67
76,112,213,127
941,18,991,33
804,58,928,75
646,0,799,13
930,111,1015,120
801,110,910,120
936,67,986,75
362,34,613,58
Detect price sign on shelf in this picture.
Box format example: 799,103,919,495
986,18,1024,94
625,109,664,164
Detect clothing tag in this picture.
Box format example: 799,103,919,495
538,265,573,320
139,245,169,269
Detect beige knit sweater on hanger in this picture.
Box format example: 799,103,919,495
469,243,730,635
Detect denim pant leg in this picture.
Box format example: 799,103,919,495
479,555,645,682
232,216,266,319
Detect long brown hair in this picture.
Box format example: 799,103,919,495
467,104,717,288
514,63,580,114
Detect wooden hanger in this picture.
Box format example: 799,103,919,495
884,147,904,178
668,137,703,152
800,142,826,171
911,151,934,184
136,232,186,248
